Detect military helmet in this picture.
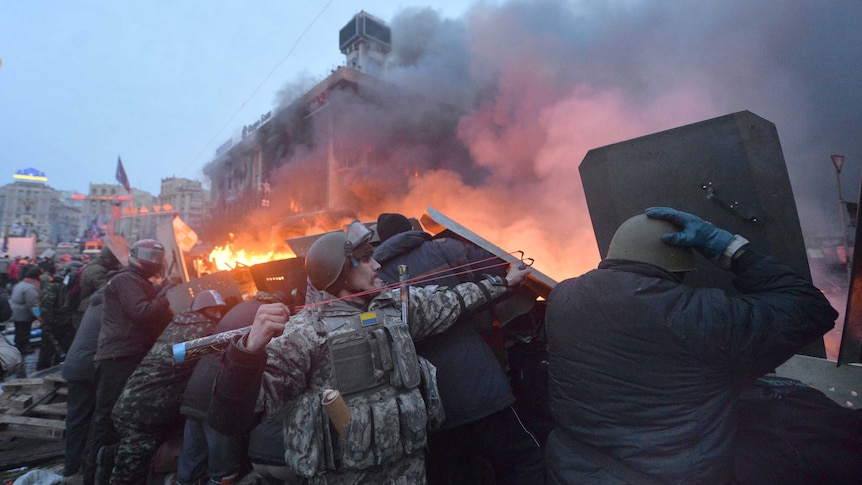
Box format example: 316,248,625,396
606,214,695,272
306,231,350,291
191,289,227,312
129,239,165,275
306,221,375,291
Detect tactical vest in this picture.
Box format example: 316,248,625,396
283,303,444,478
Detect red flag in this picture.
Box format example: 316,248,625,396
116,156,131,193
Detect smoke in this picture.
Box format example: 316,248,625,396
206,0,862,290
376,0,861,282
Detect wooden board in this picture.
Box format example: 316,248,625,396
0,369,68,442
420,207,557,299
0,415,65,440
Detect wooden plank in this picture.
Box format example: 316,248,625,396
0,415,65,441
6,395,33,410
0,378,56,390
0,415,65,430
420,206,557,298
31,403,67,417
0,423,64,440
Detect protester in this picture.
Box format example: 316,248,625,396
9,265,41,374
82,239,176,485
74,246,121,329
36,267,68,370
0,254,11,290
544,208,838,484
62,287,106,477
178,291,283,485
109,290,228,485
373,213,545,484
207,221,531,484
8,257,23,286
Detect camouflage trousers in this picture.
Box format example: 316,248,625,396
109,418,179,485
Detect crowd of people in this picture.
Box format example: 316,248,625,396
1,206,856,484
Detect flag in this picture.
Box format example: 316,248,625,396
172,215,199,252
116,156,131,193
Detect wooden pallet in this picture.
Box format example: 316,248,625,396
0,372,67,441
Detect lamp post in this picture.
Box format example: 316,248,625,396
832,154,851,282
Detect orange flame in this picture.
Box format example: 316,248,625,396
208,243,296,271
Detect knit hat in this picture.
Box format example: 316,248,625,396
376,213,412,243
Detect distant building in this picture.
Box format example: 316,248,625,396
86,183,167,242
0,175,80,245
159,177,208,231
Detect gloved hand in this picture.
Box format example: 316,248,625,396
645,207,733,260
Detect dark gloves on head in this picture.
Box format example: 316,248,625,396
646,207,748,269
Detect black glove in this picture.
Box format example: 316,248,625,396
646,207,748,269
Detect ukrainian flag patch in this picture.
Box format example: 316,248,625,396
360,312,379,327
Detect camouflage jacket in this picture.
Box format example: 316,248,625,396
112,309,218,428
39,277,64,327
210,278,509,483
259,279,509,419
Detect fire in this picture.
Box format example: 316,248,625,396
208,243,296,271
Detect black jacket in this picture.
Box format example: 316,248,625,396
96,266,173,361
62,287,104,381
180,298,266,419
374,231,514,429
544,251,838,485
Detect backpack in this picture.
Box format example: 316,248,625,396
59,265,85,313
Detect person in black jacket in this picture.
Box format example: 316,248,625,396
177,291,282,485
82,240,176,485
372,213,545,485
110,290,228,485
544,208,838,485
62,286,106,477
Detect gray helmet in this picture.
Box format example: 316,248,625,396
129,239,165,276
191,289,226,312
306,231,349,291
306,221,374,291
606,214,695,272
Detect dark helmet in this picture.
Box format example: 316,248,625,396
606,214,694,272
129,239,165,276
190,289,226,312
306,221,374,291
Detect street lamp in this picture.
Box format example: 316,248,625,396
831,154,851,281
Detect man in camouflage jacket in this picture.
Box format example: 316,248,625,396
209,222,531,484
109,290,228,485
36,270,67,370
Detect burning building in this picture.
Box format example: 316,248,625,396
204,11,482,248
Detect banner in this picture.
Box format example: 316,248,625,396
172,215,199,253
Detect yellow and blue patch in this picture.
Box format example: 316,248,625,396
360,312,379,327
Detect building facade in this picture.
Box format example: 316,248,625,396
159,177,208,231
0,174,82,245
